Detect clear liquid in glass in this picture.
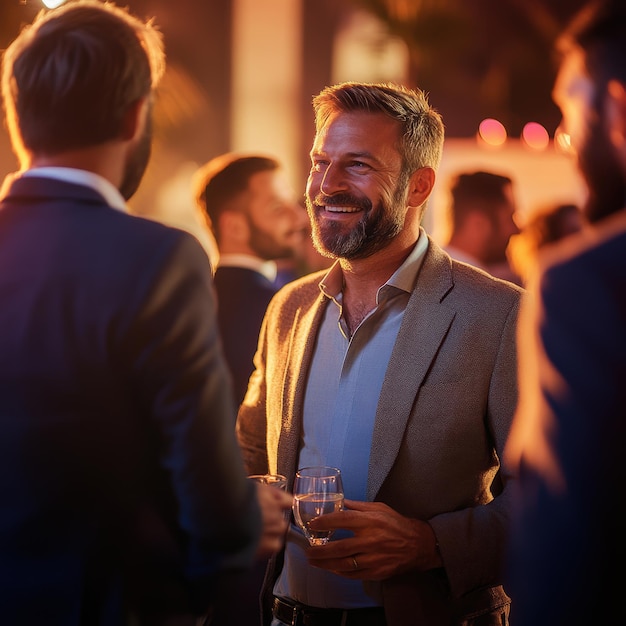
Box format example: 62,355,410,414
293,491,344,545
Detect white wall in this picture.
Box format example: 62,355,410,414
231,0,303,188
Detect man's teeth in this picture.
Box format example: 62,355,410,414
324,205,361,213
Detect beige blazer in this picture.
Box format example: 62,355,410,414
237,232,523,625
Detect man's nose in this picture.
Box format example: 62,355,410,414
320,164,347,196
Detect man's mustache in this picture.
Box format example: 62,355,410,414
312,193,372,212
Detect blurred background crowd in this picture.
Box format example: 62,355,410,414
1,0,588,267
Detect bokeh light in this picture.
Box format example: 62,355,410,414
554,125,573,155
477,118,507,147
521,122,550,151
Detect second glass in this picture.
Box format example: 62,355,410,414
248,473,287,490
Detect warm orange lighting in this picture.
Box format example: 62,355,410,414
477,118,507,147
521,122,550,151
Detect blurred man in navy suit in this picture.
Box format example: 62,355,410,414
194,154,307,406
505,1,626,624
0,3,291,625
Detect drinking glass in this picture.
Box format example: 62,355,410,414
248,473,287,490
292,466,344,546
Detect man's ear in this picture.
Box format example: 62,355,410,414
120,97,149,141
407,166,436,208
606,80,626,154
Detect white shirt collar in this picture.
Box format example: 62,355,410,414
217,253,278,282
21,167,128,213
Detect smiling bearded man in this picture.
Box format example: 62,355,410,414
236,82,523,626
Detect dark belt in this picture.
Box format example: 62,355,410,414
273,597,386,626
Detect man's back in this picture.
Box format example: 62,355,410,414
0,176,259,624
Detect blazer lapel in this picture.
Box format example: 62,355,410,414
276,289,328,480
368,240,456,499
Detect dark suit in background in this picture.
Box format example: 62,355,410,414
213,265,278,406
192,154,307,410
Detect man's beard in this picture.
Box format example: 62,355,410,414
578,109,626,223
119,115,152,201
247,216,297,261
306,183,407,260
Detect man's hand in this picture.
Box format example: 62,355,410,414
305,500,442,580
254,483,293,558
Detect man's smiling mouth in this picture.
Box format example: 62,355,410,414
322,205,362,213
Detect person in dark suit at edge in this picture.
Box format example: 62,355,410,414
0,3,291,625
504,1,626,624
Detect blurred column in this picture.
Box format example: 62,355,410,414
231,0,303,190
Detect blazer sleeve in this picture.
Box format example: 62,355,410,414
118,231,262,588
428,291,521,598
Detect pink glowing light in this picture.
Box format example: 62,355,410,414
478,118,507,147
522,122,550,151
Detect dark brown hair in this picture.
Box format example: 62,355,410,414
1,0,164,163
194,154,280,244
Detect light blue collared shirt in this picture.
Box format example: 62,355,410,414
274,232,429,608
20,167,127,213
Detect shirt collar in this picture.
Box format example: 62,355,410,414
20,167,128,213
319,229,429,300
217,253,278,282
